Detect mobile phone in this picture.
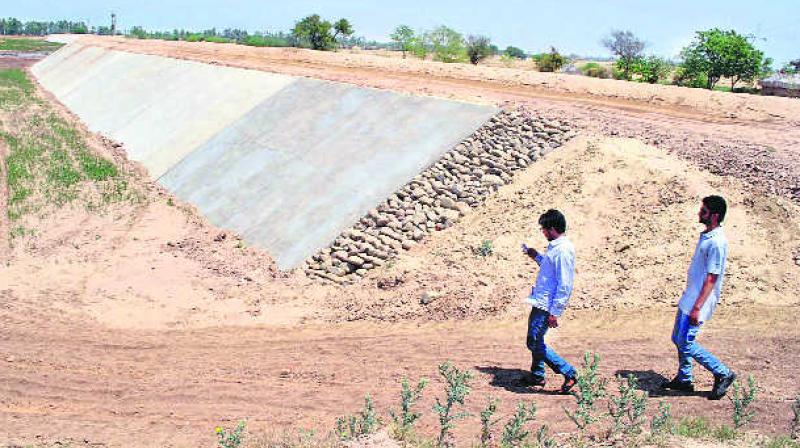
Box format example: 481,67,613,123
521,243,528,253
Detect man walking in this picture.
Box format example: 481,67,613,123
522,209,578,394
663,195,736,400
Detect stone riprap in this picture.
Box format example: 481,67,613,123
304,108,576,284
32,41,496,270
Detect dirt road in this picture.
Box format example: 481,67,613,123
3,307,799,447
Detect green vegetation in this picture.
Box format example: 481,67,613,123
679,28,772,90
292,14,354,51
580,62,611,79
730,374,758,429
433,361,473,447
608,374,648,437
630,55,672,84
427,26,467,63
791,394,800,440
534,47,567,72
501,401,538,447
390,25,415,58
1,17,88,35
479,398,500,447
0,37,64,52
504,46,527,60
0,68,132,228
564,352,606,432
389,377,428,441
476,239,494,257
215,421,246,448
466,35,493,65
335,395,381,440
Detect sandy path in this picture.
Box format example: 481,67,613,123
2,307,797,447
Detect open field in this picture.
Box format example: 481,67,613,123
1,38,800,447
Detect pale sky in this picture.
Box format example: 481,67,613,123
6,0,799,65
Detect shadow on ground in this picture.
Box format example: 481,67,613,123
476,366,564,395
615,369,708,398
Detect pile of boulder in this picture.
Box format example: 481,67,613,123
303,107,576,284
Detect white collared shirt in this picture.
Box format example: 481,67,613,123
526,236,576,317
678,226,728,323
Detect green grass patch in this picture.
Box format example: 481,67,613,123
1,68,132,225
766,436,800,448
0,37,64,52
673,416,713,439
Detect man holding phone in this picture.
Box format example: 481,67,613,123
522,209,578,394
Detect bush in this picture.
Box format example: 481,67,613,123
501,401,538,447
564,352,607,433
537,47,566,72
466,35,492,65
672,66,707,88
216,421,246,448
730,375,758,429
580,62,610,79
433,362,473,447
630,56,672,83
389,378,428,441
504,46,526,59
608,374,648,438
242,34,291,47
335,395,381,440
427,26,466,63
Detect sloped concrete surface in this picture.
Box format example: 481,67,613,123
33,42,496,269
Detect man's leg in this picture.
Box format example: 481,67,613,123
674,314,731,379
526,307,549,381
671,311,695,383
542,345,577,379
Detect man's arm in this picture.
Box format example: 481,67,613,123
524,247,544,265
547,253,575,326
689,273,718,326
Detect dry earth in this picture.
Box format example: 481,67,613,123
1,38,800,447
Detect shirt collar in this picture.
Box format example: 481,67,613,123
548,235,568,249
701,226,723,239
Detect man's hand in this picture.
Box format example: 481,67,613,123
524,247,539,259
689,308,701,326
547,315,559,328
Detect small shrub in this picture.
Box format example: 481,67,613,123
335,395,381,440
476,240,494,257
580,62,610,79
649,401,673,439
501,401,538,447
564,352,607,432
537,47,566,72
466,35,492,65
535,425,557,448
713,425,737,442
390,377,428,441
608,374,649,438
433,361,473,447
768,435,800,448
216,421,246,448
730,374,758,429
630,56,673,84
479,398,500,448
673,416,712,439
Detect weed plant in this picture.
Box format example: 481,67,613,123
607,374,648,438
730,374,758,429
649,401,673,441
479,398,499,448
216,421,246,448
433,361,473,447
390,377,428,442
564,353,607,433
476,239,494,257
501,401,538,447
335,395,381,440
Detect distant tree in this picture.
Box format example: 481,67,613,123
2,17,23,35
96,25,112,36
782,59,800,74
630,56,672,83
680,28,772,90
333,18,354,44
427,26,466,63
465,35,492,65
537,47,566,72
488,44,500,55
390,25,415,58
601,30,646,79
222,28,249,42
292,14,335,50
504,45,526,59
71,22,88,34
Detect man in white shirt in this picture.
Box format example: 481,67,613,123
662,195,736,400
522,209,578,394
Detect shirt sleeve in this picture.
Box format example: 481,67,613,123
705,241,725,275
549,251,575,317
534,253,544,265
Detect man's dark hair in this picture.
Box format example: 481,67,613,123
538,209,566,234
702,195,727,222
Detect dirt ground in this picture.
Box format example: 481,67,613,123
2,39,800,447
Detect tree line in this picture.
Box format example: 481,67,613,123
4,14,797,92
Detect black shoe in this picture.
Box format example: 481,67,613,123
523,375,546,388
709,372,737,400
661,377,695,392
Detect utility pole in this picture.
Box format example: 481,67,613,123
111,13,117,35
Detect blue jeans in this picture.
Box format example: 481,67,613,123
526,307,577,379
671,311,730,382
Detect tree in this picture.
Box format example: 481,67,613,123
601,30,646,79
537,47,566,72
465,35,492,65
679,28,772,90
630,55,672,83
292,14,335,50
504,45,526,59
390,25,415,58
2,17,23,35
333,18,354,44
427,26,466,63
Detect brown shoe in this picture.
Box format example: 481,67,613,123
560,376,577,395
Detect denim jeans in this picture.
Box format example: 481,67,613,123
671,311,730,382
526,307,577,379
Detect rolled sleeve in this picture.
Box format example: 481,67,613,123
548,253,575,317
705,241,725,275
534,253,544,265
